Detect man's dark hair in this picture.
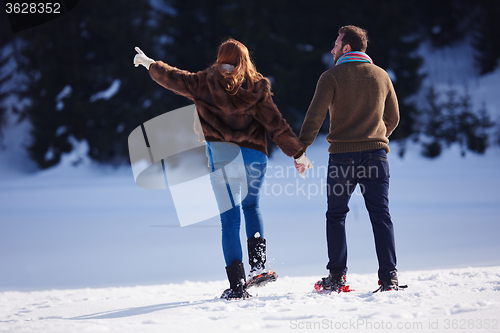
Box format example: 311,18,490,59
338,25,369,52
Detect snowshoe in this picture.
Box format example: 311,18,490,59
220,288,252,300
313,273,354,294
373,280,408,293
245,236,278,288
373,270,408,293
246,269,278,289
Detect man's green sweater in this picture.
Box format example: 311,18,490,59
298,62,399,155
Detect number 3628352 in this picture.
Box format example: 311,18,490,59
5,3,61,14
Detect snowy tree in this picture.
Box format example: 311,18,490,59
5,0,499,167
421,87,493,158
11,0,179,168
0,10,16,146
473,0,500,74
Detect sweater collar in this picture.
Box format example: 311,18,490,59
336,51,373,66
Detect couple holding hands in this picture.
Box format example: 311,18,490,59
134,25,402,299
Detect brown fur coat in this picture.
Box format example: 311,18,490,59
149,61,303,157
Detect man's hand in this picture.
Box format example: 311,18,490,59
134,47,155,70
294,153,313,179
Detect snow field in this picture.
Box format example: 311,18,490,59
1,266,499,333
1,35,500,333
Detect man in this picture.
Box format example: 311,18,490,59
294,25,402,293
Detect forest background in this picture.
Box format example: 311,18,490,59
1,0,499,168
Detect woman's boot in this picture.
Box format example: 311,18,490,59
247,236,278,288
221,260,251,300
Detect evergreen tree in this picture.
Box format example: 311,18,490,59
8,0,497,167
414,0,479,48
317,0,425,142
165,0,326,118
0,9,16,145
0,50,11,145
162,0,330,154
421,86,493,157
421,87,444,158
13,0,178,168
166,0,425,141
473,0,500,74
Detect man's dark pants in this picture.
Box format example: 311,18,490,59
326,148,397,281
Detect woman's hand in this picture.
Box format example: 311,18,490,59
294,153,313,179
133,47,155,70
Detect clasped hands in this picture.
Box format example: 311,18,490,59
294,153,313,179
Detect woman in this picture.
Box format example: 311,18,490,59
134,38,305,300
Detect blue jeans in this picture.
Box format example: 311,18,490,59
326,149,397,281
209,160,267,267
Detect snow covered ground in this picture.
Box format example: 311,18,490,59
1,266,499,333
1,129,499,332
1,39,500,332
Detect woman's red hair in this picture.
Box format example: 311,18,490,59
214,38,268,95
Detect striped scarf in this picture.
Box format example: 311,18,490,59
336,51,373,66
